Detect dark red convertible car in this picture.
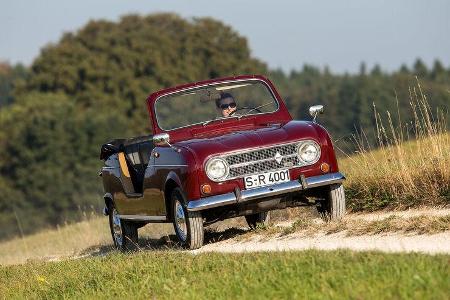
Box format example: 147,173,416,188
100,75,345,250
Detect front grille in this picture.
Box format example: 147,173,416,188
223,142,303,180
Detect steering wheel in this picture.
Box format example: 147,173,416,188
229,106,262,116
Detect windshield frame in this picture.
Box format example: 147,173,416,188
153,78,281,132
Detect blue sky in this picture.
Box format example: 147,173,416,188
1,0,449,73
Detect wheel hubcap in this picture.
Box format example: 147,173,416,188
112,208,123,246
174,200,187,242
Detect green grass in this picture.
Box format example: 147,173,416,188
0,250,448,299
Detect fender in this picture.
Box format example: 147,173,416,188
165,170,182,189
102,192,114,215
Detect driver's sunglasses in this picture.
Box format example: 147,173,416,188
220,102,236,110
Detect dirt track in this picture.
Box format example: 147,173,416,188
193,208,450,255
195,231,450,255
2,208,449,266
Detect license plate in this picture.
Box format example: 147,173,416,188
244,170,290,189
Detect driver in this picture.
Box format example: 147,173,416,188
216,92,237,117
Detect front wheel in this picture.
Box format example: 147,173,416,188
317,184,346,221
245,211,271,229
171,188,204,249
108,203,138,251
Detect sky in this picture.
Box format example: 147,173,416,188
1,0,449,73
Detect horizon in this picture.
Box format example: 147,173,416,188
1,0,449,74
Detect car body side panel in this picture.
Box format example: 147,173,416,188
142,146,194,215
101,154,130,214
102,153,161,216
102,148,196,217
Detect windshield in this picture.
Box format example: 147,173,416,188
155,80,278,130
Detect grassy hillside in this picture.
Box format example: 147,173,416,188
0,216,174,266
338,86,449,211
340,133,450,210
1,250,448,299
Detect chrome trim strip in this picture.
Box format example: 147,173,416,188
187,172,345,212
187,193,238,212
124,193,142,198
240,180,303,203
230,153,298,169
154,164,188,168
118,215,167,221
102,166,117,170
305,172,346,188
214,140,300,157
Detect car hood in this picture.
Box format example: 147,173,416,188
176,121,325,163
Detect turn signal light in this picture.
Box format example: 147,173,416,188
320,162,330,173
201,184,212,195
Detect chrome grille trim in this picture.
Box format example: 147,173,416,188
212,140,320,181
230,153,298,169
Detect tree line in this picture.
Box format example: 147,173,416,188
0,13,448,240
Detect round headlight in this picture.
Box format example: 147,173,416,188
205,158,229,181
297,141,321,164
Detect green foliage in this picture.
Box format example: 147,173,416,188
269,61,450,152
23,13,266,134
0,93,127,239
1,250,449,299
0,62,28,108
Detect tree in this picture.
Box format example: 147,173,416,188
413,58,428,78
430,59,445,81
22,13,267,134
0,62,28,108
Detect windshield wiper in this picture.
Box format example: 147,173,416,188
202,115,240,126
241,102,274,117
201,102,273,126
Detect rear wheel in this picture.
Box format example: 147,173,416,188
108,203,138,251
171,188,204,249
245,211,271,229
317,184,346,221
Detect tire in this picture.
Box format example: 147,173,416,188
245,211,271,229
317,184,346,221
171,188,204,249
108,203,138,251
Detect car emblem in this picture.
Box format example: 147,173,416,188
274,152,283,164
284,161,293,167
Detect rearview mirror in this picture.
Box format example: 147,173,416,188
309,105,324,122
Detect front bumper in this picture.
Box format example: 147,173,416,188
187,172,345,212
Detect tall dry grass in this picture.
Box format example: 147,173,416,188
0,217,110,265
0,215,177,265
340,80,450,211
